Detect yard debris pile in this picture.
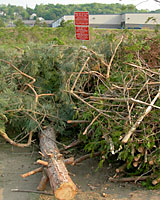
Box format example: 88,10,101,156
0,31,160,196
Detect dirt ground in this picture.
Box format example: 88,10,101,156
0,137,160,200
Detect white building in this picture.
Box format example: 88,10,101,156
122,13,160,29
52,13,160,29
30,13,37,20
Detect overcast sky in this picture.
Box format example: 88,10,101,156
0,0,160,11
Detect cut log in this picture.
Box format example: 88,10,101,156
39,127,77,200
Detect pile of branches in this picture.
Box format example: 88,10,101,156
65,33,160,186
0,31,160,187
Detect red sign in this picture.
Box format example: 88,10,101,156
75,26,89,40
75,11,89,26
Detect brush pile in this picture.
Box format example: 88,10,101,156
66,33,160,186
0,31,160,190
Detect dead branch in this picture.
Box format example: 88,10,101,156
71,57,90,92
63,139,82,150
11,189,53,196
152,177,160,185
36,157,75,166
37,170,49,191
107,35,124,79
83,113,101,135
116,163,127,173
127,63,160,76
21,167,43,178
67,120,89,124
109,176,150,183
73,152,101,165
122,87,160,143
89,96,160,110
37,160,48,166
0,130,33,148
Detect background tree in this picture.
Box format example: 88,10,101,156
0,18,5,27
14,18,24,27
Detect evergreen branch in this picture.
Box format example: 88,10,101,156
0,59,36,85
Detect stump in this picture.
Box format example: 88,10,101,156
39,127,77,200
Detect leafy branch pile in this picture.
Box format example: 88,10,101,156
0,31,160,187
66,32,160,186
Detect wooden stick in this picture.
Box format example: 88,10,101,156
64,157,74,165
63,139,82,150
21,167,43,178
37,160,48,166
152,177,160,185
0,130,33,148
11,189,53,196
109,175,150,183
73,152,100,165
106,35,124,79
83,113,101,135
67,120,89,124
37,170,49,191
71,57,90,92
116,163,127,173
126,63,160,76
122,88,160,143
89,96,160,110
36,157,75,167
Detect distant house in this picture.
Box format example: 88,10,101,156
0,11,6,16
30,13,37,20
52,13,160,29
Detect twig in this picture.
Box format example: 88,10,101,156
71,92,109,118
83,113,101,135
127,63,160,76
11,189,53,196
37,170,49,191
73,152,100,165
89,96,160,110
152,177,160,185
122,88,160,143
88,49,109,68
67,120,89,124
0,130,33,148
107,35,124,79
21,167,43,178
63,139,82,150
71,57,90,92
37,160,48,166
109,175,150,183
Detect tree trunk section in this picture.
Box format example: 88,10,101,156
39,127,77,200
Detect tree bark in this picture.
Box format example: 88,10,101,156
39,127,77,200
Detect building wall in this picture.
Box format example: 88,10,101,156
52,13,160,29
90,24,121,29
124,13,160,25
52,14,121,28
89,14,121,25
